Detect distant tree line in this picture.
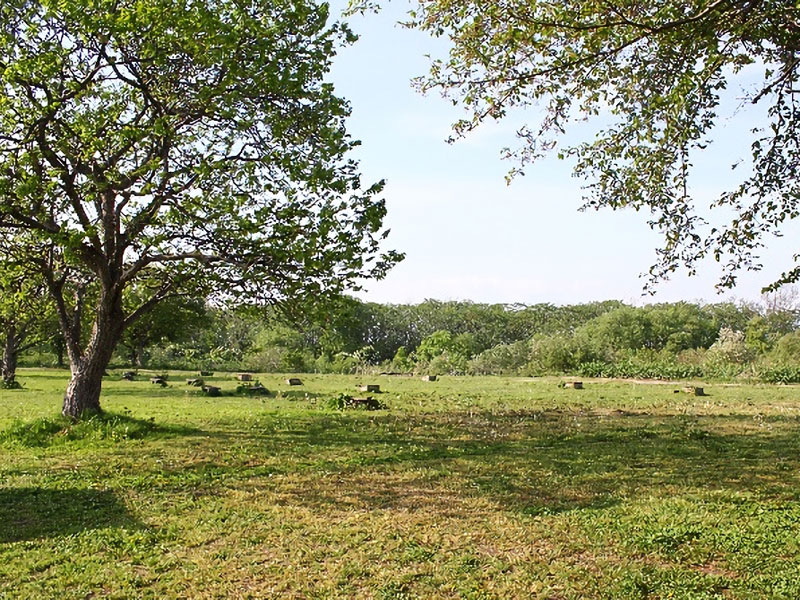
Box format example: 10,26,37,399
8,291,800,384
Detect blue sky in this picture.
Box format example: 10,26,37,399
327,1,800,306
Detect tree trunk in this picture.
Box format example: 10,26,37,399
62,358,106,417
128,345,137,366
62,294,124,419
2,324,18,386
136,339,146,368
55,337,65,369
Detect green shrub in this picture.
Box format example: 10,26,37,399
313,353,363,374
576,360,612,378
707,327,753,364
390,346,414,372
468,341,531,375
756,364,800,384
702,360,747,380
415,331,474,363
529,333,601,374
771,330,800,363
426,350,469,375
576,350,706,380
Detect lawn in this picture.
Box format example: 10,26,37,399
1,370,799,599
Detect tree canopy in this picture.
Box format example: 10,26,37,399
352,0,799,290
0,247,51,386
0,0,400,417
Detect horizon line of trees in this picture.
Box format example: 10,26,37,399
9,290,800,385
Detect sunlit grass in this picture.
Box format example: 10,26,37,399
1,369,799,598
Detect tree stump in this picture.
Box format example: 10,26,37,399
683,386,705,396
246,384,269,396
359,384,380,393
350,397,383,410
286,378,303,386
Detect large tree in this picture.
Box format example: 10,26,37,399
354,0,799,289
0,0,400,418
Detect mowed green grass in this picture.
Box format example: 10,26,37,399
1,370,799,599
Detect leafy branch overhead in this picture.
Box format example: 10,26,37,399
0,0,398,298
353,0,799,290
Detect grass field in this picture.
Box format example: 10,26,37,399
1,369,799,599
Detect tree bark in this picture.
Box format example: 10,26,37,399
62,358,105,416
2,324,18,386
62,292,124,419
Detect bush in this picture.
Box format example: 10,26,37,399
576,356,704,380
771,330,800,363
239,346,314,373
529,333,602,374
675,348,708,366
416,331,474,362
702,360,747,380
426,350,469,375
468,340,531,375
145,344,201,370
575,360,610,378
755,364,800,384
313,352,368,374
390,346,414,372
707,327,753,364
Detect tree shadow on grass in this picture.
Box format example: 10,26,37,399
0,487,142,543
10,410,796,527
233,410,800,517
